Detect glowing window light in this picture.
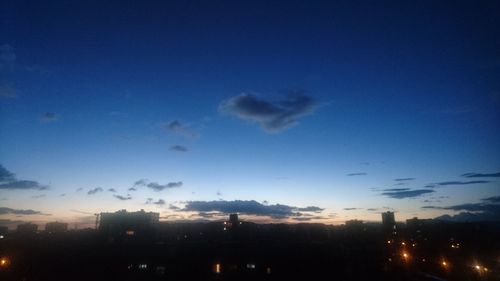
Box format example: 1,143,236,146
215,263,221,274
0,257,10,267
266,267,272,274
387,240,391,244
442,261,447,267
401,242,405,246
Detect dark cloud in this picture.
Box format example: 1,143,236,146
163,120,199,139
145,198,153,204
154,199,165,205
0,165,48,190
461,172,500,178
219,93,318,133
169,204,180,210
181,200,323,219
0,207,42,215
87,187,103,195
381,189,435,199
170,145,188,152
134,179,148,187
382,188,411,192
297,206,324,212
216,191,223,197
128,187,137,191
436,181,490,186
394,178,415,181
107,188,116,193
343,208,359,211
347,172,367,176
424,184,435,188
113,194,132,201
147,182,182,191
39,112,59,123
482,195,500,203
366,208,378,211
60,193,66,197
75,187,83,192
424,199,500,222
0,219,24,226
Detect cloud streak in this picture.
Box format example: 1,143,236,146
347,172,367,176
87,187,103,195
0,207,43,215
0,165,48,190
461,172,500,178
381,189,434,199
219,93,318,133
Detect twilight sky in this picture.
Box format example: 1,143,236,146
1,0,499,228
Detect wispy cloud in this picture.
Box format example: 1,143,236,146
382,188,411,192
423,196,500,221
347,172,367,176
436,181,490,186
87,187,103,195
343,208,359,210
170,145,188,152
113,194,132,200
0,207,43,215
482,195,500,203
394,178,415,181
163,120,199,139
381,189,435,199
107,188,116,193
219,93,318,133
0,165,48,190
39,112,59,123
461,172,500,178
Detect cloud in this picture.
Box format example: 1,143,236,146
0,165,48,190
0,207,42,215
347,172,367,176
0,83,16,98
134,179,148,187
153,199,165,205
128,187,137,191
297,206,324,212
170,145,188,152
181,200,323,219
219,93,318,133
461,172,500,178
381,189,435,199
343,208,359,211
394,178,415,181
31,194,46,199
134,179,183,191
87,187,103,195
75,187,83,192
107,188,116,193
482,195,500,203
39,112,59,123
424,199,500,222
382,188,411,192
436,181,490,186
169,204,180,210
113,194,132,200
163,120,199,139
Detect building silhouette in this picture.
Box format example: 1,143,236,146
381,211,397,237
97,209,159,237
17,222,38,234
45,222,68,233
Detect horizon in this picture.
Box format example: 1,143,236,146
1,1,499,229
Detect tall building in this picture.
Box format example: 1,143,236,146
97,209,159,237
17,223,38,234
381,211,397,236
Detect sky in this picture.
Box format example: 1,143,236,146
1,0,499,229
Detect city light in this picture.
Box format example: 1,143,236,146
0,257,10,268
215,263,221,274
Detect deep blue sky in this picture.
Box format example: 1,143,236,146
1,0,499,227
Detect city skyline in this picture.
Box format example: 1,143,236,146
1,0,499,228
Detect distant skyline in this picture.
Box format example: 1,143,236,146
1,0,499,228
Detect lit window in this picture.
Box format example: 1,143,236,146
246,263,256,269
138,264,147,270
215,263,221,274
126,230,135,236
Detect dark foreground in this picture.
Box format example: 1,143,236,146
0,221,499,281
